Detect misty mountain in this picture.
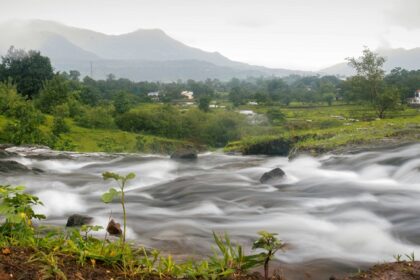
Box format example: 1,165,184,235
0,20,308,81
321,48,420,76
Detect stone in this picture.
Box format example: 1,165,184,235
66,214,93,227
0,160,30,173
170,149,198,160
260,168,286,183
107,219,122,236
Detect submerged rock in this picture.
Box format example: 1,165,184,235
107,219,122,236
66,214,93,227
260,168,286,183
170,149,198,160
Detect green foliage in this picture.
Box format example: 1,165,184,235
211,232,262,277
252,231,286,280
75,105,115,129
0,183,285,279
266,108,286,125
0,47,54,99
36,75,70,113
0,185,45,237
102,171,135,244
199,95,211,112
4,101,49,145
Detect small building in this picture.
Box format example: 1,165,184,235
248,101,258,106
147,91,160,101
181,91,194,100
239,110,255,116
409,89,420,105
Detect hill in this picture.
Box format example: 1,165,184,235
321,47,420,76
0,20,308,81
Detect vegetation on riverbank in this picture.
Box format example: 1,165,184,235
0,178,287,280
1,47,420,156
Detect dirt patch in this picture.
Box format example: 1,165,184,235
341,261,420,280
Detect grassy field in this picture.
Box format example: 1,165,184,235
226,104,420,156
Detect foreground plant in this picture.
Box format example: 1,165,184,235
101,171,135,244
253,231,286,280
0,185,45,238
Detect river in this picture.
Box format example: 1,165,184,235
1,144,420,279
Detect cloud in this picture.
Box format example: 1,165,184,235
387,0,420,29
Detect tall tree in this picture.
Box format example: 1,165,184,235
346,48,385,103
0,47,54,99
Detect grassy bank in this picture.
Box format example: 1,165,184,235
225,104,420,156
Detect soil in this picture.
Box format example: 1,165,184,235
340,261,420,280
0,246,268,280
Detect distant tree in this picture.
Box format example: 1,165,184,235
347,48,400,118
69,70,81,81
229,87,245,107
113,91,136,114
266,108,286,125
198,95,211,112
374,87,400,119
36,75,70,113
0,47,54,99
347,47,385,103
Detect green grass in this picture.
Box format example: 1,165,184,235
226,104,420,156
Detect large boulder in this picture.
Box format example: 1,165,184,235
107,219,122,236
260,168,286,183
0,160,30,173
66,214,93,227
170,149,198,160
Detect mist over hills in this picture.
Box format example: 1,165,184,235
0,20,309,81
321,48,420,76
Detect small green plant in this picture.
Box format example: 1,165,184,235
29,251,67,280
101,171,135,244
211,232,262,278
394,254,403,263
0,185,45,237
405,252,415,262
80,225,103,240
252,231,286,280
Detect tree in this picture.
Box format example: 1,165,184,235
347,48,400,118
36,75,70,113
0,47,54,99
347,48,385,103
198,95,211,112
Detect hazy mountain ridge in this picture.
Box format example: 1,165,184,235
0,19,309,81
321,48,420,76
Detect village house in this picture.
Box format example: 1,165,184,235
147,91,160,101
181,91,194,100
410,89,420,105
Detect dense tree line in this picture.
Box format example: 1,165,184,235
0,47,419,149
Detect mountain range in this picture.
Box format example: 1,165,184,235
0,20,309,81
1,20,420,81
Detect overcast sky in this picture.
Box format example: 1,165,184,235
1,0,420,70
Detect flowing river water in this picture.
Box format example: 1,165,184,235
1,144,420,279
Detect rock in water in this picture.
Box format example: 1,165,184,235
0,160,30,173
107,219,122,236
66,214,93,227
260,168,286,183
170,149,198,160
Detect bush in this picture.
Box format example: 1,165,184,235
75,105,115,129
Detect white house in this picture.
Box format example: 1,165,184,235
147,91,160,101
181,91,194,100
238,110,255,116
410,89,420,105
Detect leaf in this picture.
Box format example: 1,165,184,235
125,173,136,180
102,172,122,181
101,188,120,203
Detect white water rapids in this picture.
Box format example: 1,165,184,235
1,144,420,278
